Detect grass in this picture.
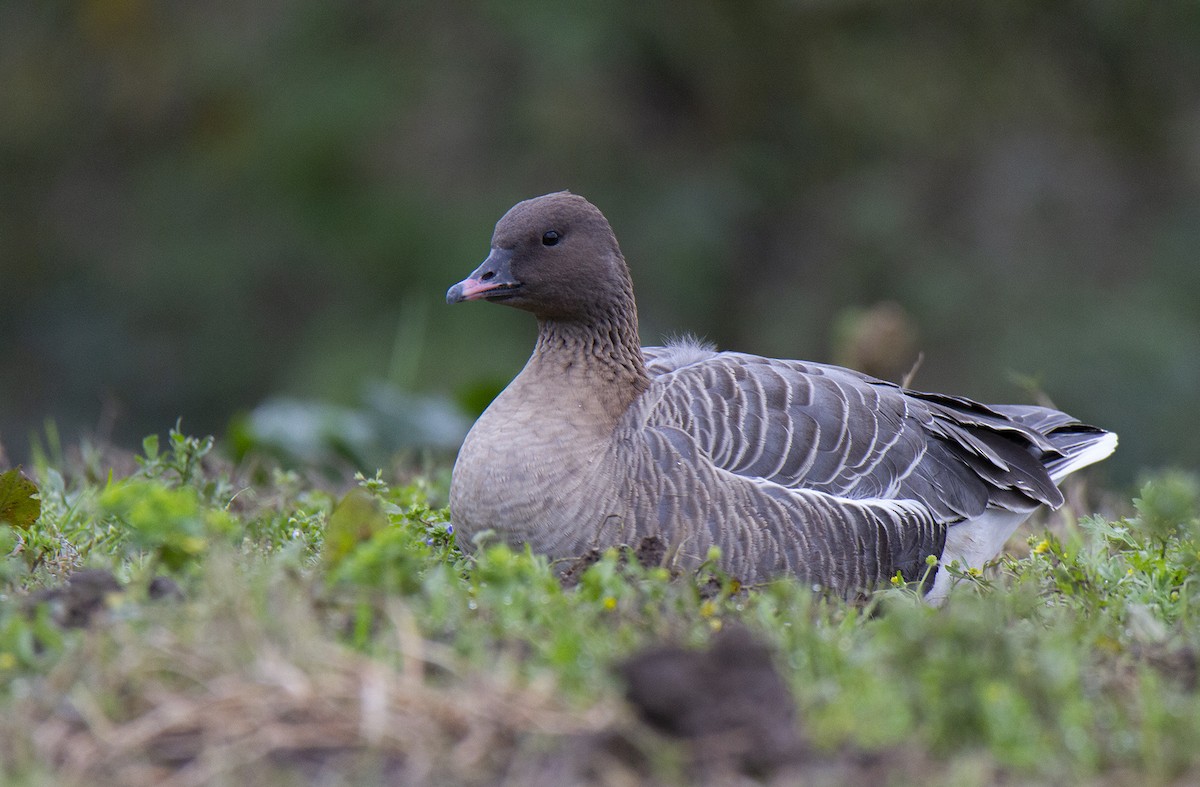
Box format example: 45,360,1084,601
0,425,1198,785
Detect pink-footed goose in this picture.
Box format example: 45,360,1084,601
446,192,1117,603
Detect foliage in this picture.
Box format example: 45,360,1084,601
0,432,1198,784
3,1,1200,480
0,468,41,531
228,386,470,471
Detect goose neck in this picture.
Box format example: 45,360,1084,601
526,311,650,422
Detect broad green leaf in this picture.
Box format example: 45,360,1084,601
322,487,389,568
142,433,160,461
0,468,40,531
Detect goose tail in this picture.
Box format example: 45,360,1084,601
989,404,1118,484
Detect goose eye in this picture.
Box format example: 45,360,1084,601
542,230,560,247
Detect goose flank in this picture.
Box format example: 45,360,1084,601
446,192,1117,603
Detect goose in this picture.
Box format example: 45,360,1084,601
445,192,1116,603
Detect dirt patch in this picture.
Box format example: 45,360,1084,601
26,569,122,628
558,549,603,588
1134,641,1198,691
632,534,668,568
23,569,183,629
559,535,672,589
619,625,803,778
618,627,959,784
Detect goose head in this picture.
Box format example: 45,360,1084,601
446,192,632,322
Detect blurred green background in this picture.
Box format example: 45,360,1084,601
2,1,1198,482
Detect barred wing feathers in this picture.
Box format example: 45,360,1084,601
631,347,1113,592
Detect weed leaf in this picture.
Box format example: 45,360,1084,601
0,468,40,530
323,487,389,567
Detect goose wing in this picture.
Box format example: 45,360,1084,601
631,346,1113,591
641,349,1074,523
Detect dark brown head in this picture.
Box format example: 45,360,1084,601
447,192,633,322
